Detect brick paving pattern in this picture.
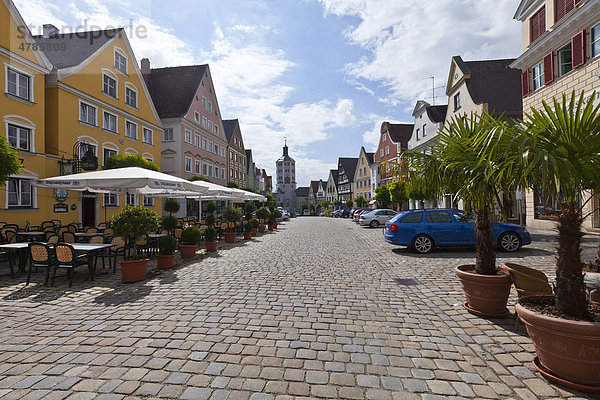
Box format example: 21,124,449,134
0,217,597,399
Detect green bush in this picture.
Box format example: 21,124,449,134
250,218,259,229
161,215,178,232
204,226,217,242
164,198,180,215
244,202,255,220
205,214,215,227
112,206,159,252
205,201,216,214
256,207,270,222
104,153,159,171
180,227,202,245
158,235,178,255
324,210,332,217
224,206,242,224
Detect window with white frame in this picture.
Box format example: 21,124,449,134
195,160,201,174
185,157,192,172
6,68,30,100
125,87,137,108
558,42,573,76
208,141,213,153
454,93,461,110
221,148,225,157
221,168,224,179
230,168,234,178
78,142,96,161
125,121,137,139
532,61,544,91
103,74,117,97
203,163,208,176
103,111,117,133
202,97,207,108
423,124,427,137
7,124,30,151
80,102,96,125
380,149,384,157
143,128,153,145
103,147,117,165
235,170,238,179
202,117,207,128
184,129,191,144
7,178,32,207
126,192,135,206
214,144,219,155
385,146,389,155
593,22,600,58
104,193,117,206
208,165,213,177
208,121,213,131
416,128,420,141
114,51,127,74
382,133,386,142
207,101,212,112
215,166,219,178
214,125,218,135
195,112,200,122
163,128,174,141
143,195,154,206
194,134,200,147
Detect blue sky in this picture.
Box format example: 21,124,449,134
16,0,522,187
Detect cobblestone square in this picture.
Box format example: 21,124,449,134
0,217,597,399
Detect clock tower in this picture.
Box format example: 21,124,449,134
275,141,296,210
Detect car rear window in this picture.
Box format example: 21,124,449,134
426,211,452,223
399,212,423,223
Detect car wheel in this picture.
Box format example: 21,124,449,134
499,232,521,252
412,234,434,254
369,220,379,228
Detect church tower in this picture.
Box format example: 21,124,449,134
275,141,296,210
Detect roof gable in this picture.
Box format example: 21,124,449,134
514,0,545,20
338,157,358,181
223,119,239,144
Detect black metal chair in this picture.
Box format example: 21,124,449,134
52,243,89,287
101,236,128,273
27,242,55,286
0,249,15,278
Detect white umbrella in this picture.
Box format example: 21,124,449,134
36,167,208,194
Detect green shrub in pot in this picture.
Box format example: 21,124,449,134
180,226,202,245
158,235,178,255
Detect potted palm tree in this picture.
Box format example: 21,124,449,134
179,226,201,259
157,235,178,269
112,206,159,283
256,207,270,233
223,206,242,243
204,201,218,251
506,93,600,390
407,112,514,318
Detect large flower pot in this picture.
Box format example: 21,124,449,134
244,231,252,240
455,264,512,318
179,244,198,259
205,241,218,252
268,224,274,231
251,228,258,237
224,232,236,243
516,295,600,391
156,254,175,270
273,223,278,229
258,225,266,233
120,259,148,283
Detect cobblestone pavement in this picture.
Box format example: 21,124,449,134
0,217,597,400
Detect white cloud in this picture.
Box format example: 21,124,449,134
205,28,357,186
316,0,521,104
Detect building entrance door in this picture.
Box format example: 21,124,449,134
82,196,96,227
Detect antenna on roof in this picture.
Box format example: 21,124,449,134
429,76,435,105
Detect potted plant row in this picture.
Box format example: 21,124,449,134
179,227,201,259
204,201,218,252
256,207,269,232
243,202,255,240
224,206,242,243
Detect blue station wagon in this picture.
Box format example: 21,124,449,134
384,209,531,254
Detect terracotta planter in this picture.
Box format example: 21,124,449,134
179,244,198,259
516,295,600,390
274,223,278,229
224,232,236,243
268,224,274,231
455,264,512,318
251,228,258,237
156,254,175,270
244,231,252,240
258,225,266,233
120,259,148,283
205,241,218,252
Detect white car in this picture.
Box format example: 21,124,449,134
359,209,398,228
278,208,290,220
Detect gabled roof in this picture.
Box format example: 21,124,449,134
296,187,309,197
513,0,542,20
329,169,339,188
426,105,448,123
321,181,328,191
382,123,413,146
451,56,523,119
34,29,120,68
339,157,358,181
222,119,238,143
146,65,208,118
310,180,320,195
366,152,374,164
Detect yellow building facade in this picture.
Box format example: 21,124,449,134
0,0,54,227
0,0,163,227
354,147,374,203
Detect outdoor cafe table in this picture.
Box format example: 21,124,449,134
0,242,113,281
17,231,45,242
147,233,167,254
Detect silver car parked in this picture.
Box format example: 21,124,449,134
359,209,398,228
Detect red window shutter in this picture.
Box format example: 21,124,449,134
572,30,586,68
565,0,575,14
543,52,554,85
555,0,565,22
540,7,546,33
522,70,530,98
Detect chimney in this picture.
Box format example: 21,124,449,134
42,24,59,38
141,58,150,82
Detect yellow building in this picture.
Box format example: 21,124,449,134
354,146,375,204
35,25,164,227
0,0,53,226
